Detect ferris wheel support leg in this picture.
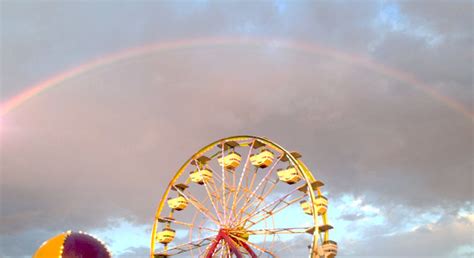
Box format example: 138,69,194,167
206,229,244,258
239,240,258,258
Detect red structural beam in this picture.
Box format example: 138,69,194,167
206,229,257,258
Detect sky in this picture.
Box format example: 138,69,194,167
0,1,473,257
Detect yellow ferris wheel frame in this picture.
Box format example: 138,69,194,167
150,135,333,257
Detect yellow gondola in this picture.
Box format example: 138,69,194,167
322,240,338,258
156,228,176,244
315,195,328,215
167,196,188,211
277,166,301,184
299,200,313,215
189,168,213,184
250,149,274,168
218,152,241,170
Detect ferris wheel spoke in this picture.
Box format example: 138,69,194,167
269,214,277,253
232,187,266,226
188,210,199,257
174,188,221,225
210,170,233,193
239,185,306,228
242,175,280,224
232,158,283,226
203,180,224,223
207,176,236,221
235,155,282,219
230,166,259,220
233,141,265,208
233,236,276,257
231,175,260,224
228,140,255,226
247,194,307,229
195,213,211,256
220,142,227,223
272,233,296,255
199,237,224,257
157,217,218,233
193,159,224,223
247,227,312,235
154,236,215,256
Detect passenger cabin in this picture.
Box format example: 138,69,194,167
189,168,213,184
300,200,313,215
277,166,301,184
218,152,241,170
315,195,328,215
322,240,338,258
250,149,274,168
167,196,188,211
156,228,176,244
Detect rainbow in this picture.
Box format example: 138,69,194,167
1,37,472,120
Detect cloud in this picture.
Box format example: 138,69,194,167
117,246,149,258
398,1,473,36
344,212,474,257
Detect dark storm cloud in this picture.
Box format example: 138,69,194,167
0,228,70,257
281,219,473,258
371,1,473,109
346,214,473,257
0,1,381,99
1,0,472,257
338,212,366,222
398,0,473,35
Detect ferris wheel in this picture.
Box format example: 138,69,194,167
150,136,337,258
